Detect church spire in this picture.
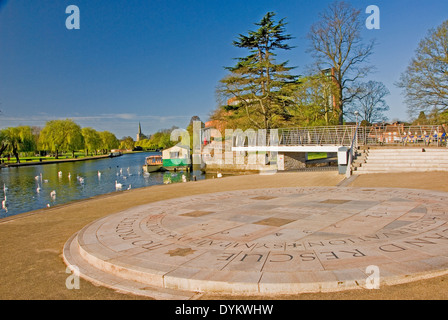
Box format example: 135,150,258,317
137,122,143,141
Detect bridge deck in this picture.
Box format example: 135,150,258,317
232,145,343,153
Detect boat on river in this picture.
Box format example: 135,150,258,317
143,155,164,172
161,146,191,171
108,151,123,158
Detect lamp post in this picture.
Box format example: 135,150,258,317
354,111,360,125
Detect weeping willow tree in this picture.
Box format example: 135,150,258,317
1,126,36,163
98,131,119,154
39,119,84,158
82,127,101,156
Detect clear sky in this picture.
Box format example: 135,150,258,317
1,0,447,139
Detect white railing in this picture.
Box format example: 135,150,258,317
346,122,360,178
358,125,447,147
276,126,358,146
202,124,447,148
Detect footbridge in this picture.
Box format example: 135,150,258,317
228,125,359,175
203,124,447,175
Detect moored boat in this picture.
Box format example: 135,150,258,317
109,151,122,158
143,155,163,172
162,146,191,171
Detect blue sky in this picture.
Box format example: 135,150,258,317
1,0,447,139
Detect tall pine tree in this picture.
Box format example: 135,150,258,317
217,12,297,130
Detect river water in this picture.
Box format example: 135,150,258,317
0,152,211,219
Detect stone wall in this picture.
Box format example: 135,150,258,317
203,151,275,173
281,152,306,170
202,151,308,172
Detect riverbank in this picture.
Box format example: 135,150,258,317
0,151,148,168
1,154,112,168
1,171,448,300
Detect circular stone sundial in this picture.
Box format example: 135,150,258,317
63,187,448,297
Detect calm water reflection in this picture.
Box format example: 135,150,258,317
0,152,209,219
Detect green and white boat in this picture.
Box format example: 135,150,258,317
162,146,191,171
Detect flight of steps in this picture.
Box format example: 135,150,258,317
352,148,448,174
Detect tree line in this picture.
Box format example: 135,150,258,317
0,119,192,164
118,128,177,152
0,119,119,163
211,1,448,131
133,127,178,151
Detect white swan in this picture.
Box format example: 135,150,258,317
115,180,122,190
2,195,7,210
50,190,56,199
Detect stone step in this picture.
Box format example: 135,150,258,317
368,149,448,152
359,165,447,170
366,155,448,159
366,155,448,160
362,160,448,165
63,187,448,298
367,149,448,152
366,148,448,153
355,167,448,173
367,151,448,154
365,153,448,158
63,233,201,300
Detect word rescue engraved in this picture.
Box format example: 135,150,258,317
175,304,274,317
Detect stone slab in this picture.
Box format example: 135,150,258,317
63,186,448,298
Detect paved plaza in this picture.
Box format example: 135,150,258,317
64,186,448,298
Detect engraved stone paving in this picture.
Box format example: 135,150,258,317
63,187,448,297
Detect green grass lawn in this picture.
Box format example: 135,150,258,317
307,152,327,160
0,152,106,164
1,151,329,164
246,151,328,161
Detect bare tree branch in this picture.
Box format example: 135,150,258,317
307,1,375,124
